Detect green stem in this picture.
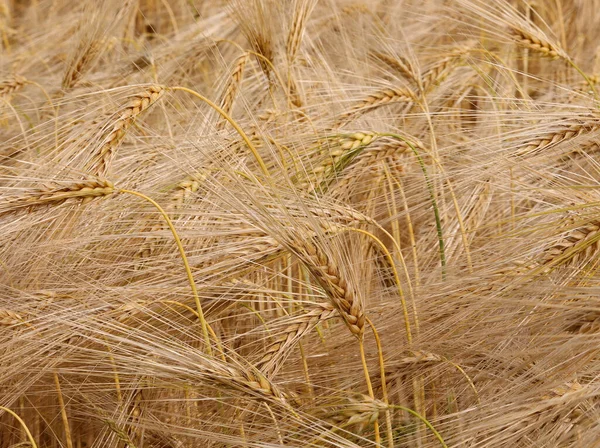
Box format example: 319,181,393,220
379,133,446,278
567,59,599,101
389,405,448,448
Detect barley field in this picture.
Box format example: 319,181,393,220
1,0,600,446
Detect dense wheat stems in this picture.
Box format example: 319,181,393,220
53,373,73,448
0,407,38,448
379,132,446,277
389,405,448,448
169,86,270,176
117,189,214,355
5,1,600,446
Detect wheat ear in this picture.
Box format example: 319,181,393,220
326,394,388,431
213,362,292,407
62,39,102,90
286,0,315,64
0,309,25,326
541,221,600,267
299,132,379,192
87,85,165,177
216,53,250,131
421,45,472,92
170,170,210,212
0,75,27,98
0,178,115,217
516,118,600,156
511,27,568,60
371,51,417,83
336,87,415,126
256,303,337,375
290,241,365,337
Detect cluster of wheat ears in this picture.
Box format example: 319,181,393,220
2,0,600,446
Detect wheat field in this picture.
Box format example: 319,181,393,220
2,0,600,446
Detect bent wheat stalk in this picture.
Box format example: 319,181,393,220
117,189,215,356
0,406,38,448
170,86,270,176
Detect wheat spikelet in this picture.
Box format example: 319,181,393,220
511,26,568,60
0,75,27,98
421,45,473,91
326,394,388,431
356,135,423,165
213,362,292,407
170,170,210,211
541,221,600,266
62,38,103,89
336,87,415,126
299,132,379,192
286,0,315,63
371,51,417,82
516,118,600,156
87,85,165,177
0,309,25,326
256,303,337,375
0,178,115,216
216,53,250,131
290,241,365,337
